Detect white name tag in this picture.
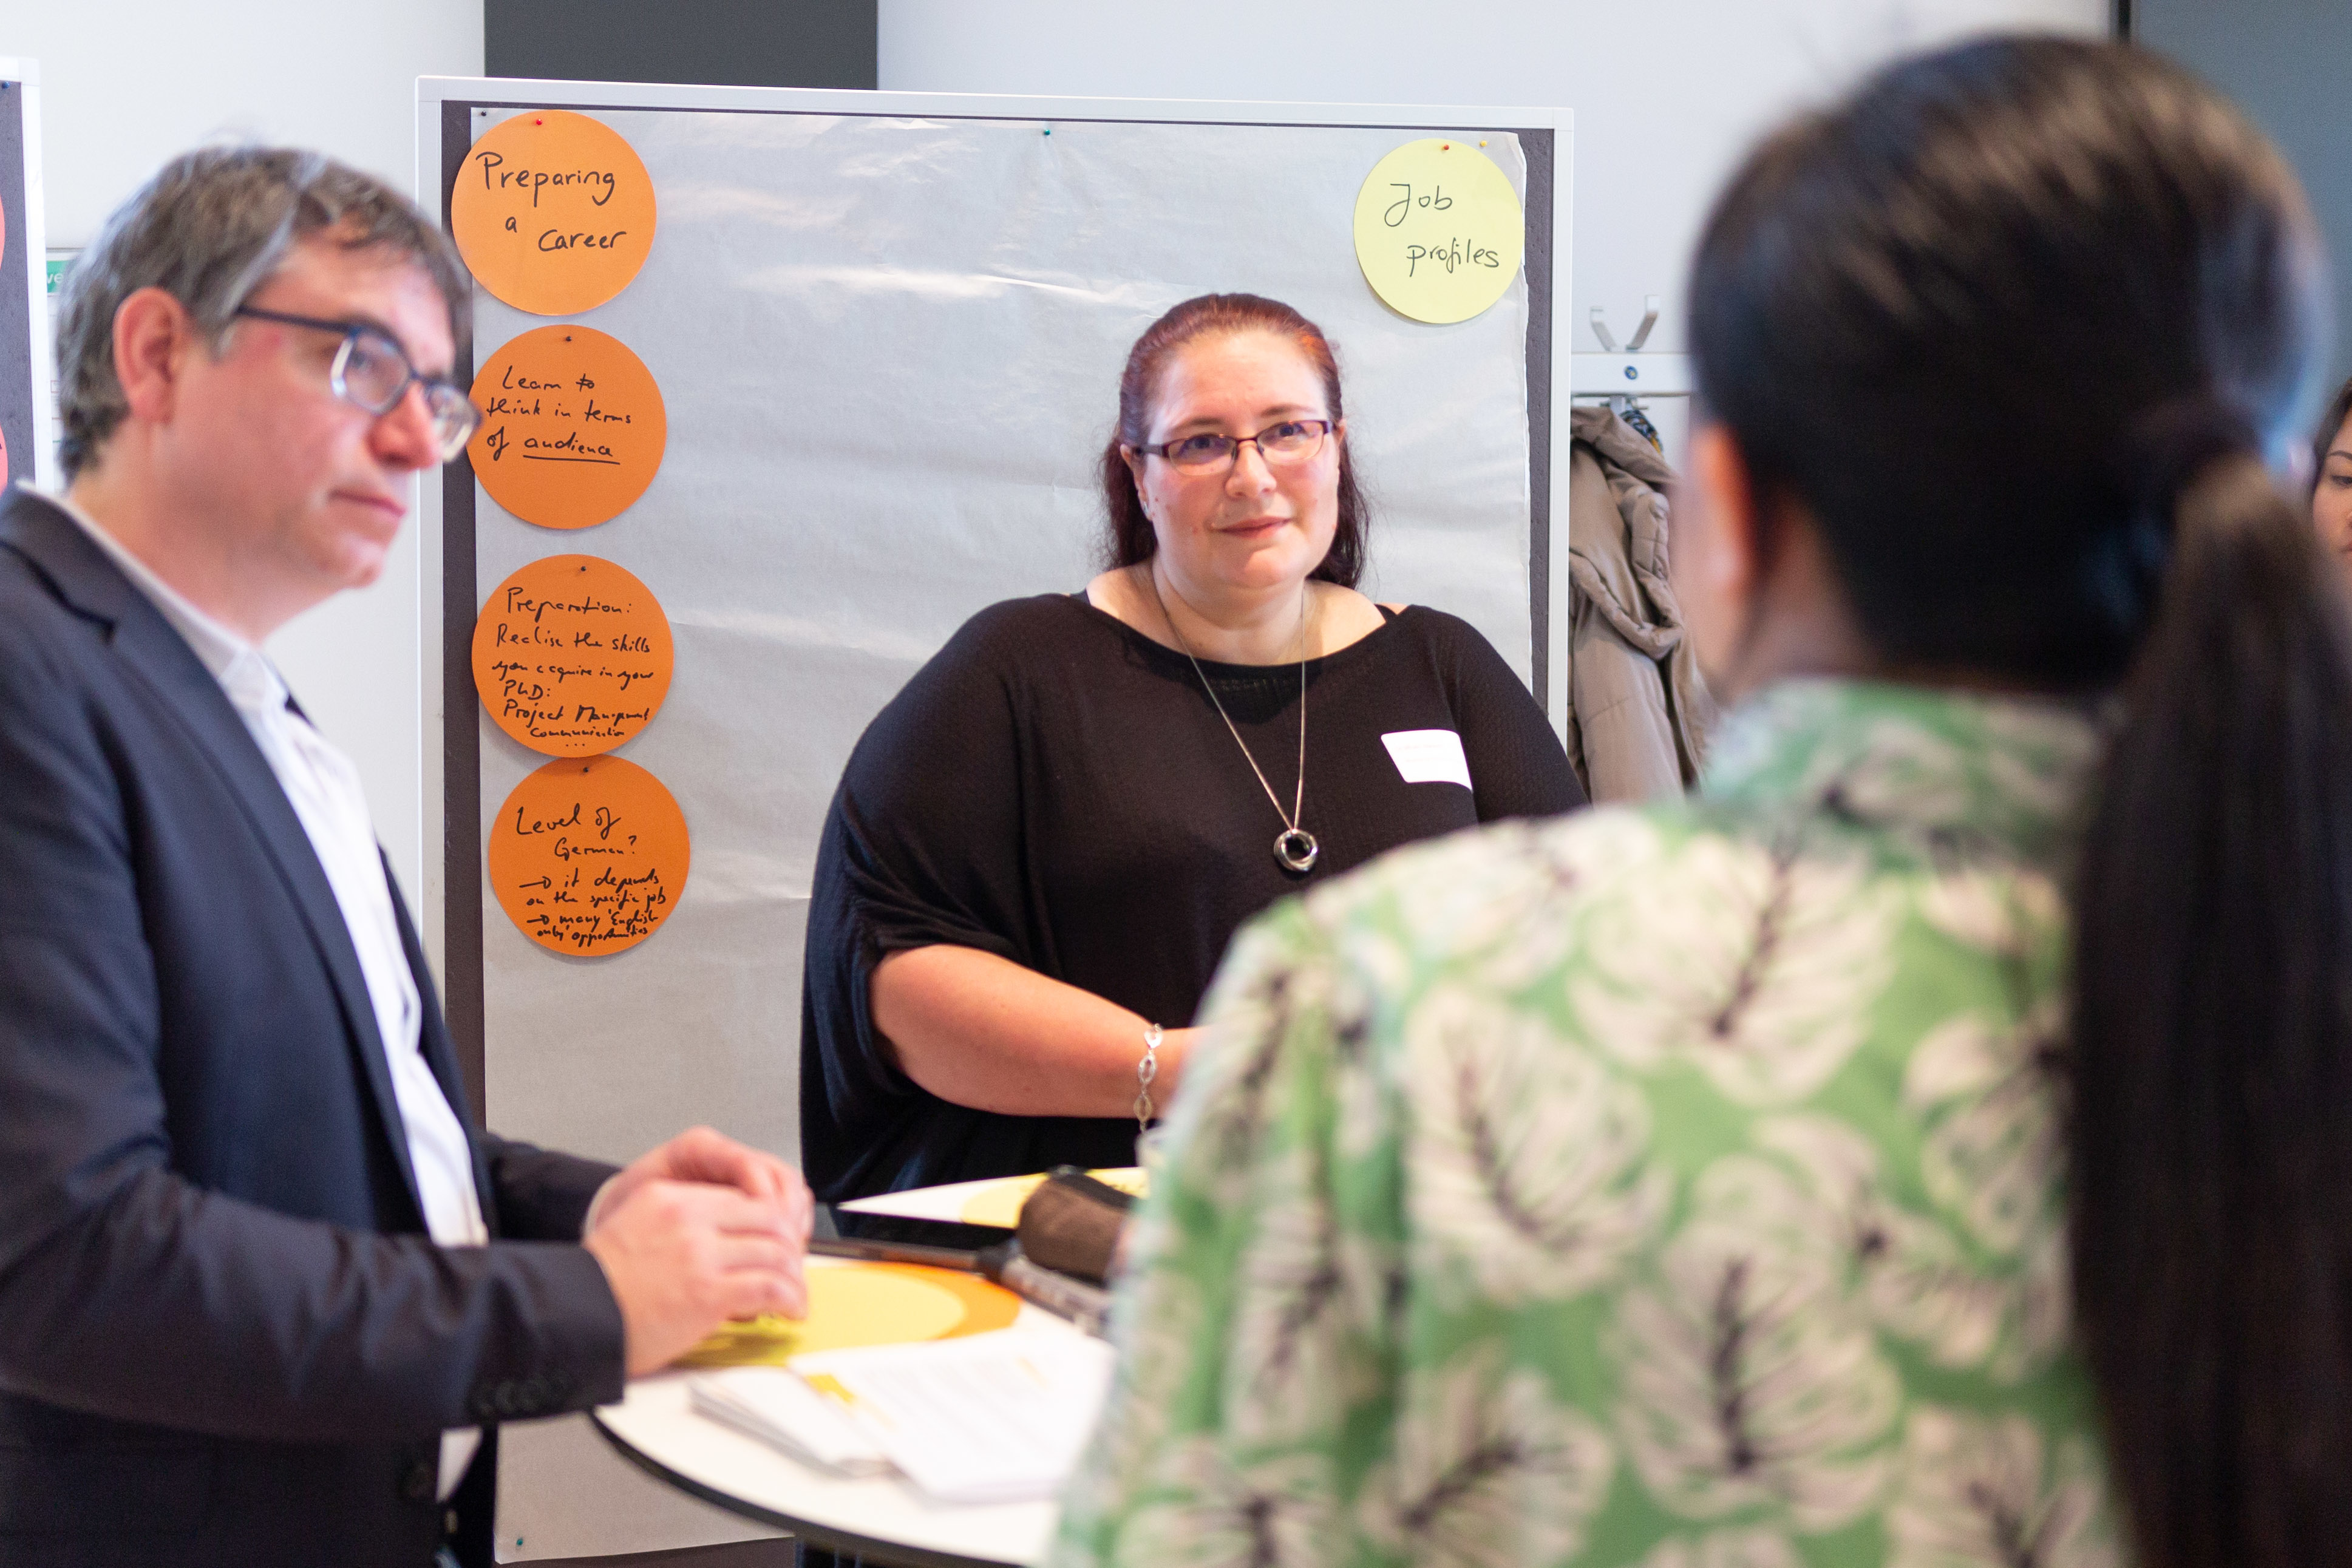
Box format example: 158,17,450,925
1381,728,1473,790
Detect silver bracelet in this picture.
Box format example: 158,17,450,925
1134,1022,1163,1130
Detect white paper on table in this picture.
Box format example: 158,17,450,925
688,1368,892,1477
787,1330,1115,1505
1381,728,1475,789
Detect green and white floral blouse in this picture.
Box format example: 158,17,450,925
1052,680,2124,1568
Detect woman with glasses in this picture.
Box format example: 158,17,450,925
1054,39,2352,1568
800,293,1582,1200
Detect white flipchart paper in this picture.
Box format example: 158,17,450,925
470,107,1532,1170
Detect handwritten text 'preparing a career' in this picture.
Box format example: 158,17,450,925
472,154,629,253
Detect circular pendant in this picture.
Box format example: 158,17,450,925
1274,827,1320,874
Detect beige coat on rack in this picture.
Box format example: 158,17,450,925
1565,404,1718,801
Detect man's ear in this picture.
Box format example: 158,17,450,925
1676,420,1773,686
1674,416,1796,691
110,287,199,427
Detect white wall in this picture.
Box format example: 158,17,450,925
3,0,483,917
881,0,2109,465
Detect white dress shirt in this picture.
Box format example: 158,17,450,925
49,493,488,1499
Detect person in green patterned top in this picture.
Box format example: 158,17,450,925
1053,36,2352,1568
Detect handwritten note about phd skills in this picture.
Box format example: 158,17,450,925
473,555,675,757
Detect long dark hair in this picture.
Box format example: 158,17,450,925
1693,38,2344,1567
1098,293,1369,588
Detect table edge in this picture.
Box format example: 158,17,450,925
588,1400,1032,1568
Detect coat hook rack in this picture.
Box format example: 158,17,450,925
1569,293,1693,421
1588,295,1660,355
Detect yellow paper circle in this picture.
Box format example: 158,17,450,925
1352,138,1525,325
674,1263,1024,1369
957,1167,1149,1229
451,110,657,316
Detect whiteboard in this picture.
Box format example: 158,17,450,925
418,76,1569,1563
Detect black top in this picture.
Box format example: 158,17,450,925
800,593,1585,1199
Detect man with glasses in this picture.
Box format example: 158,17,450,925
0,148,811,1567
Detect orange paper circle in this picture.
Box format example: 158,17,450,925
490,755,690,957
451,110,656,316
469,325,667,530
473,555,675,756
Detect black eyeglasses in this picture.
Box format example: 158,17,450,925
1133,419,1336,475
234,307,481,462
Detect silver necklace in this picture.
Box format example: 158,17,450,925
1150,571,1319,875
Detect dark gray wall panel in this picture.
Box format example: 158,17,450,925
486,0,877,91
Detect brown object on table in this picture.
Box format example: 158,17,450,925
1015,1168,1134,1285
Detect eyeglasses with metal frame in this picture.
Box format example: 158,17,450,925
1132,418,1336,475
233,306,481,462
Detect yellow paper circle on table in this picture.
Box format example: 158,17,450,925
489,755,689,956
675,1263,1024,1369
957,1167,1149,1229
472,555,674,756
1352,138,1525,325
469,325,667,530
450,109,656,315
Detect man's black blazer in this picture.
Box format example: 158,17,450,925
0,487,627,1567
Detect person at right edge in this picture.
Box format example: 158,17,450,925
2310,373,2352,556
1053,36,2352,1568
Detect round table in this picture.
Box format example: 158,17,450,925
591,1268,1084,1567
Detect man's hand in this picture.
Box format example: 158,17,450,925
585,1125,813,1238
583,1179,811,1377
581,1128,816,1377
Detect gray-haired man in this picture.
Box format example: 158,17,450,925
0,148,811,1567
